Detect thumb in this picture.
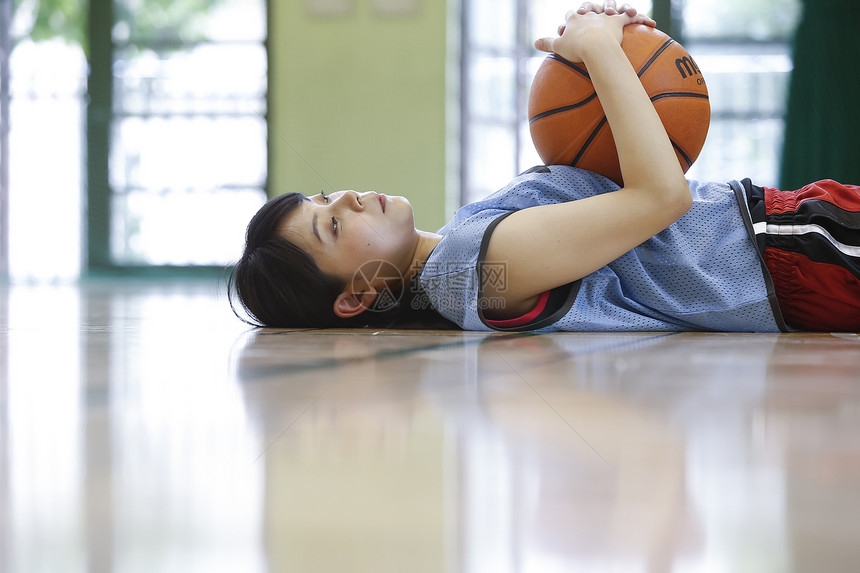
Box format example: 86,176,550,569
534,36,556,53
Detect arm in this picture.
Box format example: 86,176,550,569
483,2,693,319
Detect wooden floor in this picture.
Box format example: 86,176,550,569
2,278,859,572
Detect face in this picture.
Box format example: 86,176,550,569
278,190,420,291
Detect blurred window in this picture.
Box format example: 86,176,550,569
3,2,88,280
105,0,268,266
3,0,268,279
683,0,801,186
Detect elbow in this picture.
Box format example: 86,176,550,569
677,187,694,214
662,180,693,221
629,175,693,223
671,174,693,212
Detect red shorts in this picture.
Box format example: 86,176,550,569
758,180,860,331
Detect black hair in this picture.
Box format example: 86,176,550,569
227,192,456,330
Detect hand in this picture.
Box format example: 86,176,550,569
576,1,655,20
534,2,656,62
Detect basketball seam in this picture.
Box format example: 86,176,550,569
547,53,590,79
570,116,608,168
651,92,710,101
637,38,675,77
671,140,693,167
529,92,599,123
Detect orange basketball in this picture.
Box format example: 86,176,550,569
528,24,710,186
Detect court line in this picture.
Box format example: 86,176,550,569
238,330,684,381
236,330,540,381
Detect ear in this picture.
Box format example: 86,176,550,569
332,287,378,319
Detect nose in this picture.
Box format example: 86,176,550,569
332,190,365,212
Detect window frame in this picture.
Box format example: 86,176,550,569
85,0,269,274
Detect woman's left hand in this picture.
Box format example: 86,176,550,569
576,1,655,22
548,1,656,42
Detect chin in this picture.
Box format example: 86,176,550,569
390,195,415,223
389,194,410,207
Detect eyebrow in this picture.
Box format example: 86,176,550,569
311,213,321,242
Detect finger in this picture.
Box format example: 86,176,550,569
577,2,603,14
604,0,618,15
633,13,657,27
557,24,567,36
534,36,556,53
624,6,643,18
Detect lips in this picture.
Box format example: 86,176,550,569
377,193,386,213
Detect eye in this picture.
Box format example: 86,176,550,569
331,217,338,235
319,191,330,203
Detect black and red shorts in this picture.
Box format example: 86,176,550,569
742,179,860,331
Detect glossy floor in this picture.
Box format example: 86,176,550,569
1,279,859,573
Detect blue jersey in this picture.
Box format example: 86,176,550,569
418,166,785,332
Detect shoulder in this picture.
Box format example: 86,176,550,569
447,166,619,228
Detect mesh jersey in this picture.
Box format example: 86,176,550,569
418,166,784,332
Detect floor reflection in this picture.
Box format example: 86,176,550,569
2,281,860,572
2,280,262,573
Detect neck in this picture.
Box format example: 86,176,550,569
403,229,442,285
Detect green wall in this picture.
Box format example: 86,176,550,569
269,1,449,233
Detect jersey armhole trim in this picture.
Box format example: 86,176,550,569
485,290,551,328
475,211,581,332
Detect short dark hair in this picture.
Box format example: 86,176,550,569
227,192,456,330
227,193,344,327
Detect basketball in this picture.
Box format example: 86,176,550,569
528,24,710,186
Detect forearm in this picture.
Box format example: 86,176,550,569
581,31,690,205
485,4,697,304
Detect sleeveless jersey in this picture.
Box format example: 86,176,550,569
418,166,785,332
